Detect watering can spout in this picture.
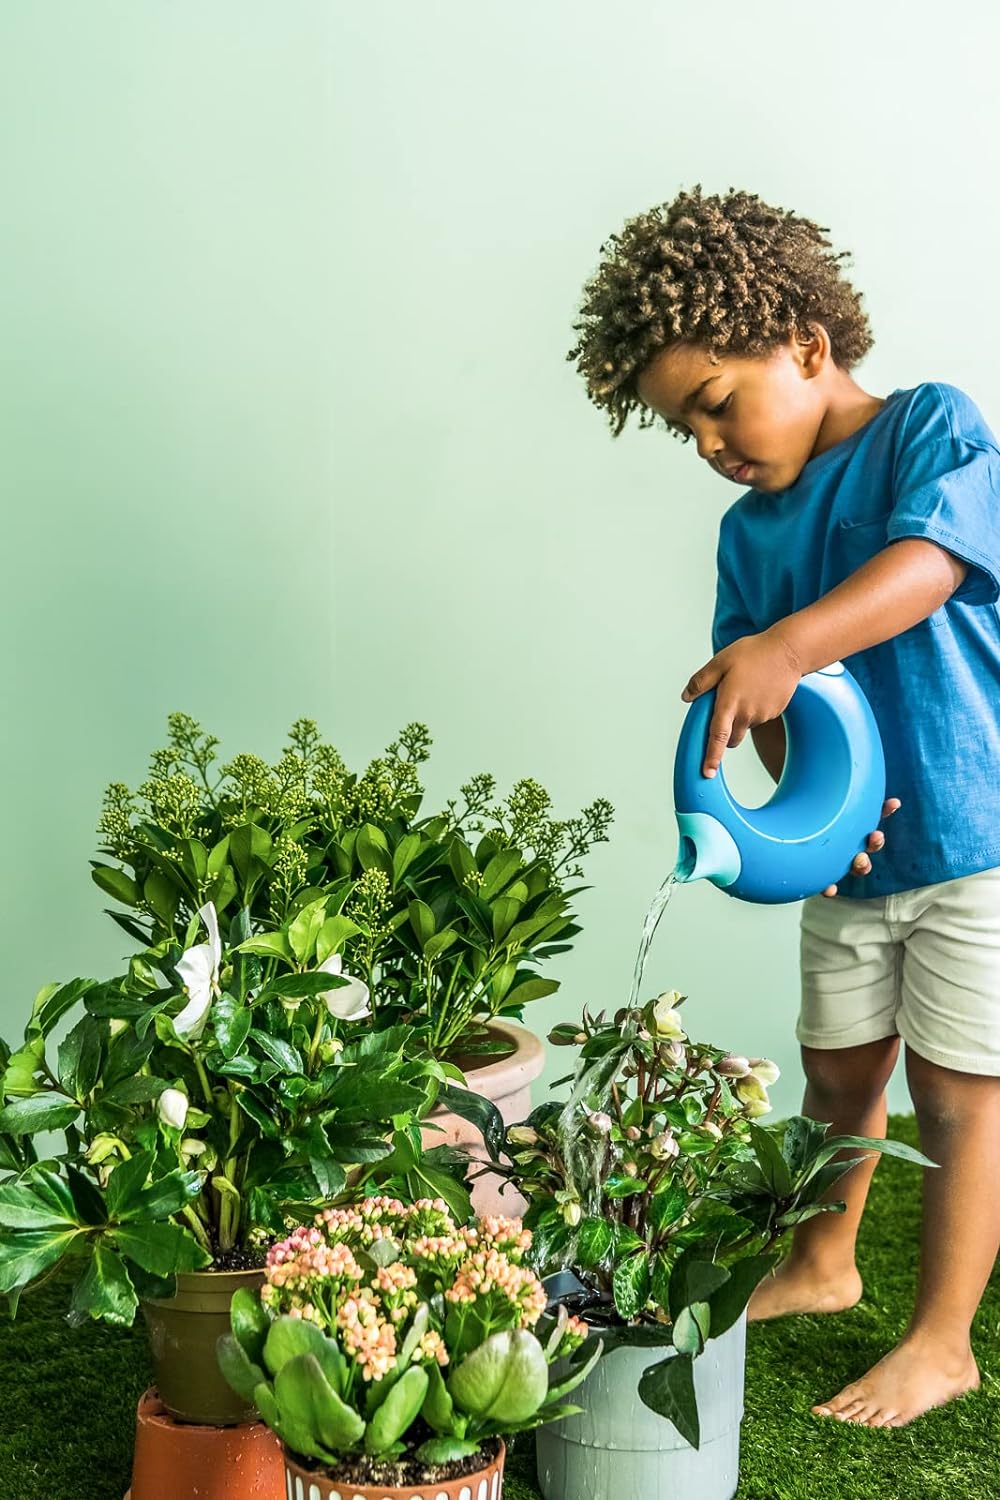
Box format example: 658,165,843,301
673,812,742,888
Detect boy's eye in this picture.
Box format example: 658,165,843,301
708,395,732,417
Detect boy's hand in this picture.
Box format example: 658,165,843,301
681,628,803,777
821,798,902,896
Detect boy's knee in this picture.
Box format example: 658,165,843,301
802,1036,899,1106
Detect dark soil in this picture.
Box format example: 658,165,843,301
293,1435,499,1489
210,1244,267,1272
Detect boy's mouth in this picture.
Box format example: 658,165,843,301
725,463,752,482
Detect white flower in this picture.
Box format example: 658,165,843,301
748,1057,781,1086
583,1107,613,1136
652,991,687,1040
650,1129,680,1160
316,953,371,1021
157,1087,189,1130
174,902,222,1039
715,1054,752,1078
507,1126,539,1146
562,1200,582,1227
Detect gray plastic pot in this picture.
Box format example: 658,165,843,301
535,1310,747,1500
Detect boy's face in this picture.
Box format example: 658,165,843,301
635,332,830,493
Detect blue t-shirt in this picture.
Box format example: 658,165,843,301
711,380,1000,899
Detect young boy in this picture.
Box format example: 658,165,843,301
568,185,1000,1428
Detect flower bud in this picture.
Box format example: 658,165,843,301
319,1038,344,1064
715,1053,751,1078
650,1130,680,1160
86,1133,121,1166
701,1120,724,1141
735,1074,772,1116
157,1087,189,1130
748,1058,781,1086
584,1108,613,1136
742,1096,773,1118
660,1040,687,1068
624,1125,642,1142
507,1126,539,1146
562,1200,582,1227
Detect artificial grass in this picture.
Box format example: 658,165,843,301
2,1114,997,1499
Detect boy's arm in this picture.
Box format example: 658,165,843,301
685,538,969,778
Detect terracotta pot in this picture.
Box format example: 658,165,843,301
141,1267,265,1425
423,1020,544,1217
125,1386,283,1500
283,1439,505,1500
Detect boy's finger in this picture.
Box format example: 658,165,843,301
821,883,838,897
682,659,722,702
866,831,886,852
702,710,734,778
882,797,902,818
852,854,872,874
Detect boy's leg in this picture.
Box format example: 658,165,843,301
812,1048,999,1425
813,867,1000,1426
748,1036,899,1320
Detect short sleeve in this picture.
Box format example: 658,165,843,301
711,524,757,654
887,387,1000,606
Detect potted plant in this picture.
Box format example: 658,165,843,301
503,992,935,1500
0,906,480,1427
93,713,614,1208
217,1194,600,1500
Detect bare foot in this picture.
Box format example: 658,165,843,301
747,1260,863,1322
812,1333,980,1427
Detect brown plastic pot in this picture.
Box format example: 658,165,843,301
125,1386,283,1500
422,1019,544,1217
283,1439,505,1500
141,1267,265,1425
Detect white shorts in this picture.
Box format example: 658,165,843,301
798,865,1000,1076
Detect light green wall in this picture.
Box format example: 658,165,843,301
4,2,994,1119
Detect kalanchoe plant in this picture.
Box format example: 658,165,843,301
503,992,935,1449
217,1196,600,1486
93,714,614,1060
0,907,498,1326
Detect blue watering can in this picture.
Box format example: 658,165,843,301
673,661,887,904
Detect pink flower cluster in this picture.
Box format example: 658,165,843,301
259,1196,549,1384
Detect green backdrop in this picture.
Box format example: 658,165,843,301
4,1,992,1121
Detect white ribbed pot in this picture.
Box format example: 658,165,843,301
535,1311,747,1500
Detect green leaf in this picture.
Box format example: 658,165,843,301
275,1353,367,1451
132,1168,202,1222
356,823,391,874
207,835,231,876
234,932,295,963
364,1364,428,1454
436,1084,504,1162
408,899,436,947
748,1123,793,1197
229,823,274,880
667,1249,730,1324
706,1254,777,1337
0,1177,78,1230
405,1163,470,1225
69,1242,138,1326
575,1216,613,1268
213,997,252,1059
109,1222,211,1275
231,1285,271,1367
501,976,559,1006
264,1315,341,1378
447,1329,547,1424
249,1031,303,1075
648,1184,690,1233
637,1351,700,1448
612,1253,651,1320
492,895,524,943
144,870,179,927
799,1132,938,1184
235,1090,280,1139
415,1437,481,1464
780,1115,833,1177
57,1016,107,1102
91,864,141,907
604,1174,646,1199
0,1228,80,1294
479,850,524,901
29,978,98,1040
420,1360,455,1433
391,832,422,888
106,1152,154,1220
255,972,339,1005
0,1094,81,1135
289,897,329,965
216,1331,268,1403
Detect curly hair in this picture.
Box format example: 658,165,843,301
567,184,875,437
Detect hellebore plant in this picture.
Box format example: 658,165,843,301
0,905,498,1326
217,1195,599,1486
503,992,935,1449
92,714,613,1061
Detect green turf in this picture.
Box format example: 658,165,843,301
3,1114,997,1499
